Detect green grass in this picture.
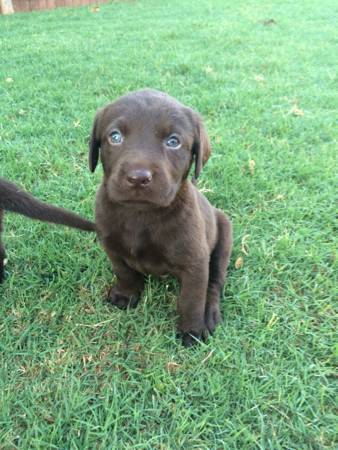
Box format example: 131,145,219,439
0,0,337,448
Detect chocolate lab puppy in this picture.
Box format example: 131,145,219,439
0,178,95,283
90,89,232,346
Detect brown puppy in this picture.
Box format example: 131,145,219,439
90,89,232,346
0,178,95,283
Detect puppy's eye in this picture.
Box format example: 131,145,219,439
109,130,123,144
165,135,181,149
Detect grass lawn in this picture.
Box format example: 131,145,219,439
0,0,337,448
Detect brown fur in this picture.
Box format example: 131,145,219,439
0,178,95,283
90,89,232,346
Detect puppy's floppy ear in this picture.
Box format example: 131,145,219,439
89,109,103,173
192,113,211,180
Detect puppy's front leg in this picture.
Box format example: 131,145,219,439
102,243,144,309
0,210,6,283
108,258,144,310
0,244,5,283
178,260,209,347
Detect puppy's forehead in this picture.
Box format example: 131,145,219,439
101,89,194,133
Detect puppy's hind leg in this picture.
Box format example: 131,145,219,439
205,211,232,333
0,210,6,283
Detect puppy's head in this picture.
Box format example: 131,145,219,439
89,89,211,207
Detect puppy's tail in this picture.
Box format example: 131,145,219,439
0,179,95,232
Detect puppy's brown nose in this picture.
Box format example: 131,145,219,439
126,169,153,187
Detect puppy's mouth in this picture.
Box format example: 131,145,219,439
107,179,175,208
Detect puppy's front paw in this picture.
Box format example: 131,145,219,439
107,287,140,310
205,301,222,334
179,328,209,347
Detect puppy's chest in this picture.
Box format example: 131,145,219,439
107,223,169,275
